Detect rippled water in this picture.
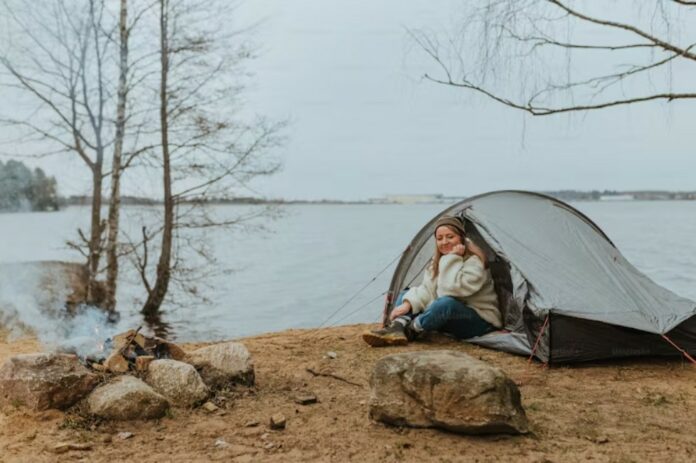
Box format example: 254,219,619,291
1,201,695,341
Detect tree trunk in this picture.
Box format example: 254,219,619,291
105,0,129,313
87,163,103,304
142,0,172,316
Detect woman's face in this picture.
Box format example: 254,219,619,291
435,225,463,254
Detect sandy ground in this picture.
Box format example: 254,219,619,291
1,324,695,462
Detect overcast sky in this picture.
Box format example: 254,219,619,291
4,0,696,201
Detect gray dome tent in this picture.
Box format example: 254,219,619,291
385,191,696,363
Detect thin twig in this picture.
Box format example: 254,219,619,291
305,368,364,388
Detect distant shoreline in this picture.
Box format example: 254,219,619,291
57,190,696,207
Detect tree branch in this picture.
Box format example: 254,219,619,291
546,0,696,61
425,73,696,115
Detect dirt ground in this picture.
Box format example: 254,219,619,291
1,324,695,462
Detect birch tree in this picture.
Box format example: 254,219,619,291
104,0,131,312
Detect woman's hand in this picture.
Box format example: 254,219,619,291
450,243,466,256
389,301,412,321
465,238,488,268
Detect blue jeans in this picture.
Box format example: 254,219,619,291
395,292,495,340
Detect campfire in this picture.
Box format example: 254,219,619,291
83,327,187,373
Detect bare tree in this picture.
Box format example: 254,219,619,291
104,0,130,312
133,0,284,317
0,0,115,302
412,0,696,115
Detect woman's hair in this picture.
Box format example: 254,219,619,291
431,224,467,278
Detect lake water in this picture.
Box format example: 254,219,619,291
1,201,695,342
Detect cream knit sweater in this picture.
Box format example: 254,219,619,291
402,253,502,328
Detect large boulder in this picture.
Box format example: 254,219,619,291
186,342,254,389
87,375,169,420
369,350,528,434
146,359,209,407
0,353,99,411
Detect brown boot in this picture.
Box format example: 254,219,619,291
362,323,408,347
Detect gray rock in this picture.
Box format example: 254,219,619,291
369,350,528,434
0,353,99,411
146,359,209,407
187,342,254,389
87,375,169,420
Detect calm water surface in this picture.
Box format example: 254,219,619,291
1,201,695,341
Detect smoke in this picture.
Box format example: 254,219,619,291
0,263,122,358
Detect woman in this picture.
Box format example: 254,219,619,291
362,216,501,347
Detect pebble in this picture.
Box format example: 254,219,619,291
244,419,260,427
270,413,287,430
326,351,337,359
202,401,220,413
52,443,93,454
117,432,134,440
214,438,230,449
294,393,318,405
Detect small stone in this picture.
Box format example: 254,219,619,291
264,442,275,450
269,413,286,430
294,393,317,405
52,443,70,454
117,431,134,440
104,352,129,373
156,436,165,441
202,401,219,413
135,355,155,372
214,438,230,449
245,419,259,427
240,427,263,438
260,433,270,440
326,351,337,359
53,443,92,454
102,435,112,444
